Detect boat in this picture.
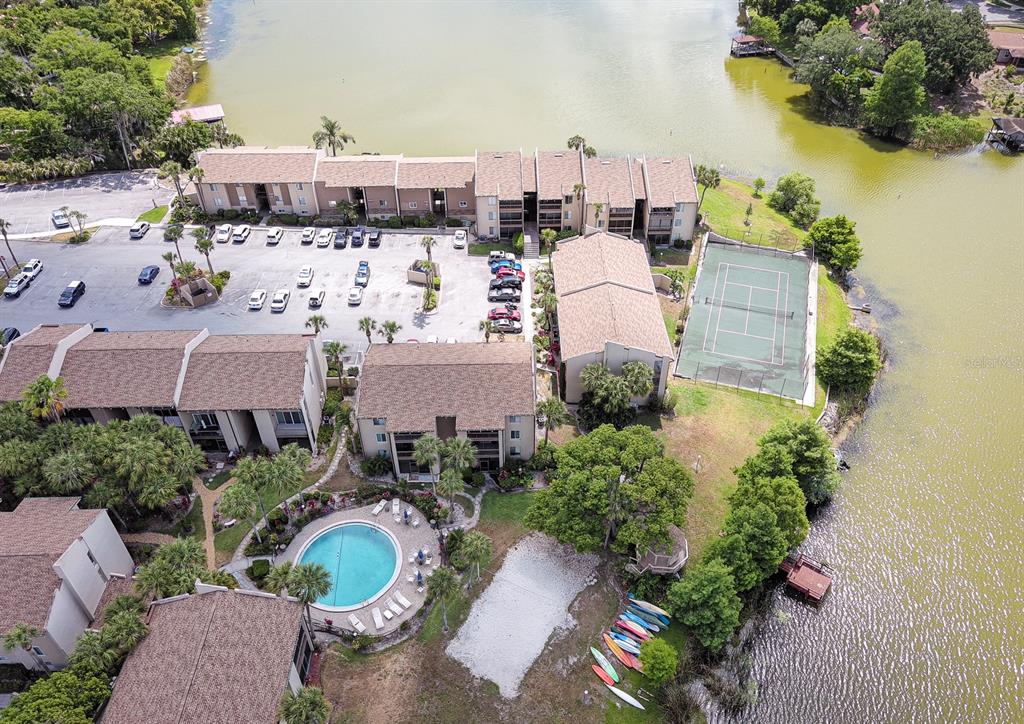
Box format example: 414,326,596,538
627,603,670,627
627,605,668,628
590,646,619,683
604,634,643,671
609,632,641,655
629,597,672,619
591,663,614,686
611,623,646,644
623,610,660,632
616,618,651,640
606,684,646,710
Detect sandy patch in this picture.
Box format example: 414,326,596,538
446,532,599,698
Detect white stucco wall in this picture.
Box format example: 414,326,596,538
564,351,603,404
502,414,536,460
252,410,280,454
44,585,91,666
357,419,390,459
81,512,133,580
672,201,698,242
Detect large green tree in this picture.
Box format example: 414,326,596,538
525,424,694,554
156,119,214,165
758,419,841,505
767,171,821,229
817,327,882,394
794,20,884,122
638,638,679,686
864,40,926,135
278,686,330,724
667,560,742,652
806,214,862,274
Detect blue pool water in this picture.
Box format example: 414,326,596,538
297,523,399,609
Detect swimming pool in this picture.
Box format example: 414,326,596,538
296,522,400,610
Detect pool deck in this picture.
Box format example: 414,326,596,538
280,503,438,636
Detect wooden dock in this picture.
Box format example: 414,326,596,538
779,553,833,602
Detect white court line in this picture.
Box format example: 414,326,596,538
779,270,791,366
710,333,782,366
701,261,727,352
767,270,782,365
709,265,731,354
744,285,753,334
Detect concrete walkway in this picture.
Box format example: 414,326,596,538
196,475,236,569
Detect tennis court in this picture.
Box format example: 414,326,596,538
676,239,815,402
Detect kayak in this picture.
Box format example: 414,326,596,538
627,605,667,628
616,618,651,640
591,663,614,686
609,632,641,655
623,610,660,633
590,646,619,683
629,597,671,620
612,623,646,644
606,684,646,710
604,634,642,672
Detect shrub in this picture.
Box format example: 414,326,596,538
222,209,240,220
817,327,881,395
423,288,438,311
274,213,299,226
361,455,393,477
910,113,986,152
445,217,464,227
767,171,820,228
530,440,557,470
248,558,270,582
513,232,525,255
555,229,577,241
346,366,360,377
209,270,231,293
433,276,441,290
387,216,403,229
316,421,334,449
639,638,679,687
445,528,466,564
424,212,437,226
322,388,343,417
352,634,373,651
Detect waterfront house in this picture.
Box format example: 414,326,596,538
989,30,1024,68
355,342,536,477
552,232,675,405
0,498,134,672
582,156,639,237
641,155,699,245
396,156,477,223
314,154,401,220
989,117,1024,152
194,146,323,216
101,587,314,724
730,34,771,56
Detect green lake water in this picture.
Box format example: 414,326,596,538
192,1,1023,720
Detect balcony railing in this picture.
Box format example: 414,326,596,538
189,422,222,438
275,422,307,437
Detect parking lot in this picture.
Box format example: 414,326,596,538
1,226,530,355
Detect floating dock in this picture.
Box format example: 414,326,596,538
779,553,833,602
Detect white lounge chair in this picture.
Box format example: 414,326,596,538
412,518,420,528
372,500,387,516
347,613,366,633
407,575,415,583
416,586,424,594
383,609,394,621
391,498,400,516
395,592,412,609
372,607,384,629
387,598,403,616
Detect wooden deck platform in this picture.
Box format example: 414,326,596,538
779,553,832,602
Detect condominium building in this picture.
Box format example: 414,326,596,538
0,325,326,453
355,342,536,477
193,146,322,216
475,150,527,240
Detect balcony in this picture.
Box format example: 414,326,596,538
499,200,523,209
189,421,222,438
275,422,307,437
538,199,562,210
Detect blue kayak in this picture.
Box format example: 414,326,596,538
628,604,670,628
609,632,642,655
623,610,659,633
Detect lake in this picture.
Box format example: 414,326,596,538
192,1,1023,720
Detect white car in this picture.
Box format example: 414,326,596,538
488,250,515,263
301,227,317,244
248,289,267,310
215,224,233,243
316,228,335,248
453,229,467,249
21,259,43,280
3,273,31,298
232,224,251,242
266,227,284,244
296,265,314,287
308,289,326,308
347,286,364,305
270,289,290,312
129,221,150,239
51,209,70,228
426,335,439,343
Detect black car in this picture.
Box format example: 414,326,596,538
138,265,160,284
489,276,522,290
367,228,381,247
488,289,521,303
1,327,19,345
58,280,86,307
333,229,348,249
350,226,365,247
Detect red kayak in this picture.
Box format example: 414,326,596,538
591,663,614,686
617,618,651,640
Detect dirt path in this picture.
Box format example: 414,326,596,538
195,476,236,569
120,532,176,546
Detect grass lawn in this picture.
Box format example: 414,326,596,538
607,623,690,724
137,39,180,88
701,178,806,251
479,490,535,526
204,470,232,491
169,500,205,542
52,229,92,243
468,241,515,257
418,588,473,645
816,267,852,349
213,476,311,563
651,248,691,266
137,205,168,224
455,493,476,520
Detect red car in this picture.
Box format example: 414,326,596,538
495,266,526,281
488,307,522,321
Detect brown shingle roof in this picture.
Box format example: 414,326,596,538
553,233,673,359
522,155,537,193
102,590,304,724
61,331,201,409
196,146,321,184
537,150,583,200
0,498,102,631
397,157,475,189
315,155,399,188
177,334,313,411
989,29,1024,52
0,324,86,401
584,157,635,209
475,151,523,200
356,342,534,433
643,156,698,207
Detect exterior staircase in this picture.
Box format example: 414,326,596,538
523,222,540,259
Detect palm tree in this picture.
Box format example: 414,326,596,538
160,160,186,207
21,374,68,422
322,341,346,376
358,317,376,346
264,561,294,595
42,448,92,494
591,201,604,230
441,436,476,474
194,232,215,275
311,116,355,156
267,444,310,501
413,434,442,477
4,623,46,671
436,468,464,522
427,565,459,633
305,314,328,335
233,456,274,533
537,397,569,445
420,235,436,264
187,164,205,187
572,182,586,203
694,164,721,213
537,290,558,335
64,208,87,236
174,260,199,281
164,223,185,260
539,227,556,265
379,320,401,344
580,363,609,394
567,135,597,158
0,217,18,268
479,319,493,343
279,686,330,724
622,360,655,398
460,531,493,586
211,124,245,149
69,630,117,674
98,610,148,663
218,482,262,543
288,562,332,631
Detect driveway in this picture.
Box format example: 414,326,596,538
947,0,1024,25
1,227,496,355
0,171,173,234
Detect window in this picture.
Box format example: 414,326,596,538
275,410,304,426
328,200,336,207
214,197,223,207
87,550,98,567
488,211,495,221
489,226,495,235
459,200,468,208
275,195,283,204
297,183,304,190
208,183,218,191
674,218,681,227
675,202,684,212
376,433,387,444
510,446,521,456
379,199,387,208
372,417,386,426
298,196,307,206
509,415,521,423
192,412,218,428
409,201,418,209
598,220,605,228
32,647,44,656
564,194,573,204
488,197,496,206
510,430,521,440
564,210,572,220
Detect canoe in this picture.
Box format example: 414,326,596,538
604,634,641,671
606,684,646,710
611,623,646,644
591,663,614,686
623,610,660,633
609,632,641,655
616,618,651,640
629,597,671,619
627,605,667,628
590,646,619,683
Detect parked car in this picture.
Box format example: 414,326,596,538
296,265,314,287
129,221,150,239
308,289,326,308
164,223,184,241
248,289,268,310
488,307,521,321
232,224,251,242
488,250,515,263
301,227,317,244
350,226,364,247
137,265,160,284
426,335,439,343
367,228,382,247
489,276,522,290
347,286,364,305
488,288,521,303
354,262,370,287
215,224,233,243
495,266,526,281
453,230,467,249
1,327,19,345
21,259,43,280
57,280,86,307
270,289,290,312
266,227,284,244
334,229,348,249
492,318,523,334
316,228,335,247
3,273,31,298
490,259,522,273
51,209,70,228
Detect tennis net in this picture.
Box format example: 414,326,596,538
704,296,795,319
